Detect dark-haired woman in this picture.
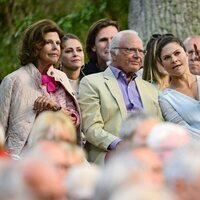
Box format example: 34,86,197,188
156,34,200,137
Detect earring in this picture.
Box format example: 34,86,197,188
58,62,63,70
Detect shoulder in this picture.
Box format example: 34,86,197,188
0,67,28,94
160,88,172,96
81,72,104,83
159,88,175,102
47,66,69,81
136,77,158,91
79,72,109,93
48,66,64,76
136,77,151,85
82,61,101,75
2,66,26,83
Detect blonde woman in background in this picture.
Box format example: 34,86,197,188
60,33,85,97
143,34,169,90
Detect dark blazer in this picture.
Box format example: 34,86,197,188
82,61,103,76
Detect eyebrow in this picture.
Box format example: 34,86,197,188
66,46,82,49
44,38,61,43
162,49,181,58
98,37,109,42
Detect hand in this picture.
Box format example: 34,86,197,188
62,108,78,125
114,141,123,151
33,96,60,113
104,142,123,164
194,44,200,61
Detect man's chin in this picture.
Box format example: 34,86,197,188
130,64,141,71
103,55,110,62
191,69,200,75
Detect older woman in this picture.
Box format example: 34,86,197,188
0,19,82,155
156,34,200,137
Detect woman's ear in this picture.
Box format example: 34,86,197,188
110,50,117,61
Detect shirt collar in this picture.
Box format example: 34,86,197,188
109,65,137,80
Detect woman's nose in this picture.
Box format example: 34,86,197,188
171,55,178,62
52,42,60,50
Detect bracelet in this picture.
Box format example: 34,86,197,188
51,105,62,111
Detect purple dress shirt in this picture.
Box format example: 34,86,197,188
108,66,143,150
110,66,143,112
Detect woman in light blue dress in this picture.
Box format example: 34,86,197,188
156,34,200,137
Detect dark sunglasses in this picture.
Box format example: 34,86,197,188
151,33,174,39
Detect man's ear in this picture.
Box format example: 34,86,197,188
173,179,189,199
111,51,117,61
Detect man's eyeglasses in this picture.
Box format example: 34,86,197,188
112,47,146,55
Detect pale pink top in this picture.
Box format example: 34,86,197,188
42,83,80,126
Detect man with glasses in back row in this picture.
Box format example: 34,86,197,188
78,30,163,165
184,35,200,75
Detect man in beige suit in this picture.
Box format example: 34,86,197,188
78,30,163,165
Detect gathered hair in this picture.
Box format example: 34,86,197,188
156,34,186,64
61,33,82,49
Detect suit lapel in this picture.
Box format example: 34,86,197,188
104,68,127,118
47,66,74,95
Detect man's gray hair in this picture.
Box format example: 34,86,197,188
94,152,147,200
109,30,138,55
183,35,200,48
147,122,189,151
164,142,200,186
108,29,139,63
109,184,175,200
120,110,152,139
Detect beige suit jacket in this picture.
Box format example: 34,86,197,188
78,67,162,165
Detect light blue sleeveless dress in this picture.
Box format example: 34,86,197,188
159,76,200,138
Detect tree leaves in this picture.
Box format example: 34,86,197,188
0,0,128,78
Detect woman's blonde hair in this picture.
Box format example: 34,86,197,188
143,35,168,87
28,111,76,147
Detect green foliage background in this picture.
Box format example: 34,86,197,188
0,0,128,79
